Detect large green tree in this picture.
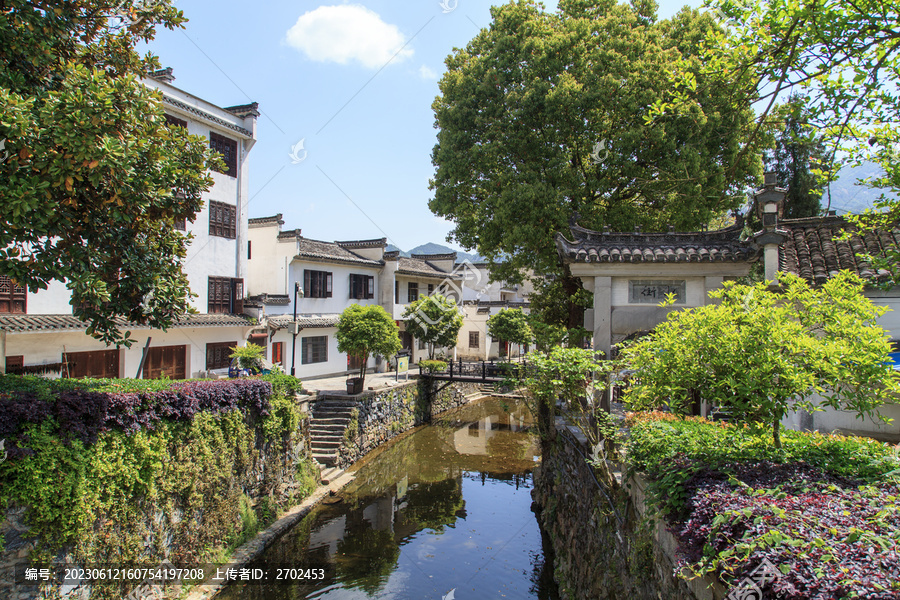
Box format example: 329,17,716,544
429,0,760,327
0,1,218,345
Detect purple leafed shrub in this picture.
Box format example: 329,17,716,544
0,379,272,457
677,461,900,599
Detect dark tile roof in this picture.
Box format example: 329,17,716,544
778,216,900,283
0,313,254,334
411,252,456,261
149,67,175,82
396,257,462,279
160,96,253,138
268,314,340,329
248,214,284,228
336,238,386,250
245,294,291,308
556,223,755,263
224,102,260,118
296,237,382,267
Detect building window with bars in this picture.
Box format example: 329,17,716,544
304,270,333,298
349,274,374,299
209,131,238,177
209,201,236,239
301,336,328,364
0,275,26,314
206,341,236,370
208,277,243,314
469,331,479,348
407,282,419,303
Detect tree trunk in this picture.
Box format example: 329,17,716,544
561,267,585,336
773,417,782,449
359,352,368,387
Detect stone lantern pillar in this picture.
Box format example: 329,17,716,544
753,172,788,283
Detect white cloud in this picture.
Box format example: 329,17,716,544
419,64,438,80
285,4,413,69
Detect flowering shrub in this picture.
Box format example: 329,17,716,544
0,378,271,458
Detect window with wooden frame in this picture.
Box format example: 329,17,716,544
209,201,236,239
208,277,244,314
349,274,374,299
301,336,328,364
5,355,24,373
164,114,187,128
206,341,236,370
427,283,434,295
407,282,419,304
0,275,26,314
304,270,332,298
395,280,399,303
209,131,238,177
469,331,479,348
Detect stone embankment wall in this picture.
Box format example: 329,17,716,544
336,379,484,467
532,417,725,600
1,396,313,600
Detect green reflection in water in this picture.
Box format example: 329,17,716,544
218,397,558,600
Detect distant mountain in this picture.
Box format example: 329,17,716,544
826,162,897,215
386,242,483,263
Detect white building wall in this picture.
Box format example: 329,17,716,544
260,261,381,317
247,227,296,297
269,327,375,380
5,326,251,379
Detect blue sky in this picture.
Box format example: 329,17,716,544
144,0,697,252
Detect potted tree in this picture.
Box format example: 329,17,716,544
336,304,403,393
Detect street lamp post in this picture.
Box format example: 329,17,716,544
290,282,302,377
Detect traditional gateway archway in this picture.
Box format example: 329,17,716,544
555,221,757,359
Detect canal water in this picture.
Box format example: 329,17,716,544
218,396,560,600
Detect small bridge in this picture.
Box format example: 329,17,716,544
425,359,534,384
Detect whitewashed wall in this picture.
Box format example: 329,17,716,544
5,326,251,379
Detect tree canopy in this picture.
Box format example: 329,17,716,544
429,0,761,289
674,0,900,280
619,272,900,447
336,304,402,387
402,294,464,360
763,95,825,220
0,0,219,345
487,308,533,358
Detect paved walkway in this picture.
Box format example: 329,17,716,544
301,367,421,395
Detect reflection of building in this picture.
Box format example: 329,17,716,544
1,69,259,379
451,410,529,456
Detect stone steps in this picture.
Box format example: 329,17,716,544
308,401,359,468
